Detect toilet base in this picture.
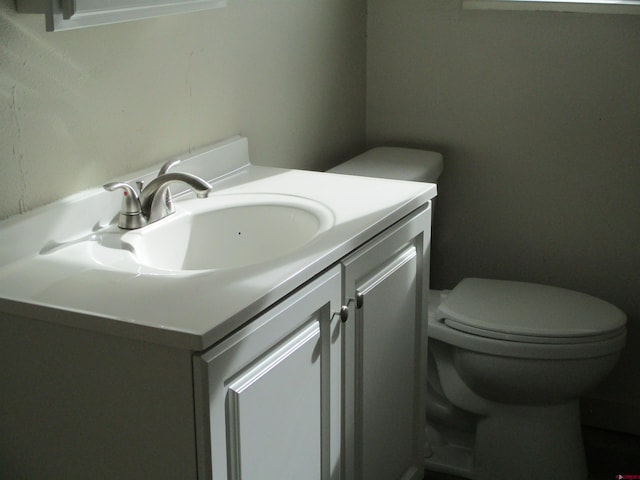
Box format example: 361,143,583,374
424,443,473,478
474,401,587,480
425,401,588,480
424,421,473,478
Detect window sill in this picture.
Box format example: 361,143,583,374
463,0,640,15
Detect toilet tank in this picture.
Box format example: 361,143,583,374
327,146,443,183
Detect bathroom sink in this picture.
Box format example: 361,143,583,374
120,194,334,271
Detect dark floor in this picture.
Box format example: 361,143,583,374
424,426,640,480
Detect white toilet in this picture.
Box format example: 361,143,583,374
328,147,627,480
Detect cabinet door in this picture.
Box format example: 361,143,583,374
193,266,342,480
343,206,431,480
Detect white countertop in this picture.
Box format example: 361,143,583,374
0,137,436,350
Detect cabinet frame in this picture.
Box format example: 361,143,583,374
193,204,431,480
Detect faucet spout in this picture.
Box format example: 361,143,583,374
139,172,212,224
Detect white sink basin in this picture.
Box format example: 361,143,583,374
120,194,334,271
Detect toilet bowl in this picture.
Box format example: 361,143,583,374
328,147,627,480
426,280,626,480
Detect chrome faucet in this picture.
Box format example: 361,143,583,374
139,171,212,223
104,159,212,229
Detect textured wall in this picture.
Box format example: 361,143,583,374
0,0,366,219
367,0,640,433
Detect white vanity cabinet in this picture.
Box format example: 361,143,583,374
0,137,437,480
192,204,431,480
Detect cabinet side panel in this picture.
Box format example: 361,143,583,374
0,314,197,480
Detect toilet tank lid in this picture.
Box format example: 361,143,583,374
328,147,443,183
437,278,627,340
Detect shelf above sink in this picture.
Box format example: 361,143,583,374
16,0,226,32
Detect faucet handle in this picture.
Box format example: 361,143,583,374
157,158,182,211
103,182,147,230
158,158,181,176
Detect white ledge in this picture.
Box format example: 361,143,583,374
463,0,640,14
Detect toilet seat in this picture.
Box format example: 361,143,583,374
437,278,626,344
443,318,625,344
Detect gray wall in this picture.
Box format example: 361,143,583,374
0,0,366,220
367,0,640,433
